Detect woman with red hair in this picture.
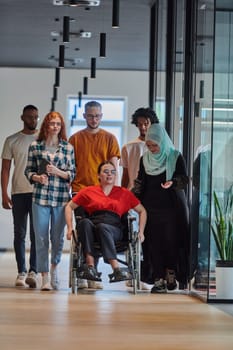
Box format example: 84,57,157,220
25,111,75,291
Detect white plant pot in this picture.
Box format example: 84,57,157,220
216,260,233,299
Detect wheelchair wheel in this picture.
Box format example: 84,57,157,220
126,216,140,294
69,231,78,293
130,236,141,294
135,238,141,290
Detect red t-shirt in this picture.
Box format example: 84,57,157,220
72,185,140,217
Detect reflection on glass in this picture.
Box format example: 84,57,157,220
190,0,215,301
208,9,233,301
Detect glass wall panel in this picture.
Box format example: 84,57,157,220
208,4,233,302
150,0,233,301
190,0,215,301
153,0,185,149
173,0,185,150
154,0,167,125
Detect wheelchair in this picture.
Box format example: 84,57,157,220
69,210,141,294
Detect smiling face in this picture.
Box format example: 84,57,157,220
145,140,160,154
98,162,116,185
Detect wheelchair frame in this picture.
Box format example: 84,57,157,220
69,214,141,294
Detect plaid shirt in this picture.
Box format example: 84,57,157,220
25,140,76,207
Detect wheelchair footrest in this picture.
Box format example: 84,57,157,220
76,265,102,282
109,268,132,283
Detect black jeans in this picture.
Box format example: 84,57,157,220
78,218,122,261
12,193,37,273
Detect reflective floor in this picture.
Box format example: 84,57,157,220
1,252,233,350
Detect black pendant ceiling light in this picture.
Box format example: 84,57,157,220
54,67,60,87
112,0,120,28
99,32,106,57
63,16,70,43
83,76,88,94
90,57,96,78
59,45,65,68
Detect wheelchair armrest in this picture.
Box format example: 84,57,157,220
75,215,83,221
128,215,136,223
126,215,138,242
72,229,78,245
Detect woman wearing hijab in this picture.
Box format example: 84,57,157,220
133,123,189,294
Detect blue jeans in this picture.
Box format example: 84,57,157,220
32,203,65,272
12,193,36,273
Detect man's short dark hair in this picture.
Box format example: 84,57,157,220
23,105,38,113
131,107,159,126
84,101,102,112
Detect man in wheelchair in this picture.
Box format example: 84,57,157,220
65,160,147,283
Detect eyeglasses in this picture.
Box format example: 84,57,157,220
85,114,102,120
49,121,61,126
102,169,116,175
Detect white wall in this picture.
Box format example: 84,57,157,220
0,67,149,250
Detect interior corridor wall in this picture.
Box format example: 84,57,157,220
0,67,149,250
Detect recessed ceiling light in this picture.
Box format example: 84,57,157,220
50,31,92,38
53,0,100,6
51,31,60,37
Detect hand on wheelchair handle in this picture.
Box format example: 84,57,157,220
138,231,145,243
66,228,74,240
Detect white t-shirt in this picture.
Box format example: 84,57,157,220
1,131,38,194
120,137,147,190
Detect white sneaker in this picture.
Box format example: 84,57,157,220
41,274,52,291
140,282,150,291
125,280,149,290
77,279,88,289
15,273,26,287
50,267,59,290
87,280,103,289
25,271,37,289
125,280,133,287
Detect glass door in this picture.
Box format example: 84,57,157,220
208,2,233,302
190,0,215,301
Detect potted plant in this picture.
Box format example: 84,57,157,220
211,185,233,299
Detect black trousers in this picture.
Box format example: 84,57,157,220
143,209,178,280
78,218,123,261
12,193,37,273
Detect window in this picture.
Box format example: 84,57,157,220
67,96,127,149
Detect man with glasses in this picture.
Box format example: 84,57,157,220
69,100,121,289
1,105,39,288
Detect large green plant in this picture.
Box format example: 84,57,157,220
211,187,233,261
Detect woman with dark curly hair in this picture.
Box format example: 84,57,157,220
25,111,75,291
